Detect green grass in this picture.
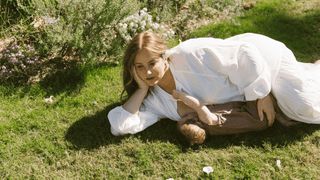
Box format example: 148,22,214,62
1,0,320,179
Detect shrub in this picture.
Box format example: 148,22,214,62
139,0,187,23
16,0,141,63
0,41,41,84
116,8,175,43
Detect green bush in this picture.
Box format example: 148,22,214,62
16,0,141,63
139,0,187,23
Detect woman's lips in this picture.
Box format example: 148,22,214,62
146,77,154,81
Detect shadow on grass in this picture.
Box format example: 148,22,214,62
204,122,320,150
0,61,118,100
65,100,320,151
65,101,185,150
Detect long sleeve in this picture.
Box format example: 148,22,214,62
107,85,181,136
168,37,272,104
108,106,160,136
226,42,271,100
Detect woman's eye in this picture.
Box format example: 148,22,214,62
136,66,143,69
150,62,155,66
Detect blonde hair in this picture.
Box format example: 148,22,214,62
177,119,207,146
121,31,171,100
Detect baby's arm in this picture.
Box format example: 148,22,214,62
172,90,218,125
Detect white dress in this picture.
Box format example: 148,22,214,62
108,33,320,135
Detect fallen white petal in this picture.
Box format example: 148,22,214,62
276,160,282,169
44,96,53,103
203,166,214,174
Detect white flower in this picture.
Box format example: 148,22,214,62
276,160,282,170
129,22,135,28
160,25,165,30
141,26,145,30
166,179,174,180
143,8,147,12
152,23,159,29
1,66,6,70
162,33,167,38
203,166,214,174
125,36,132,41
168,29,175,36
156,17,160,21
141,20,146,27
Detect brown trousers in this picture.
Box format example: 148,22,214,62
203,101,296,135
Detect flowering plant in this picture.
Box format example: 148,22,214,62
0,42,40,84
116,8,175,42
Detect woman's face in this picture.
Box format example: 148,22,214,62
134,49,168,86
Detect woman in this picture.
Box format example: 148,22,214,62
108,31,320,135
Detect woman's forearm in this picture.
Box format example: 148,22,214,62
122,88,148,114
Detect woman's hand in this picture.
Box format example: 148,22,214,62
132,66,149,90
257,94,276,127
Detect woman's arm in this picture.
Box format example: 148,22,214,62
173,90,218,125
257,94,276,126
122,88,148,114
122,67,149,114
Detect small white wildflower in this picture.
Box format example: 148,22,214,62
156,17,160,21
141,20,146,27
162,33,168,38
129,22,135,28
160,25,165,30
141,26,145,30
143,7,147,12
122,24,127,30
1,66,6,70
276,160,282,170
166,178,174,180
125,36,132,41
203,166,214,174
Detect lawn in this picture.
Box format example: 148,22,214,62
1,0,320,179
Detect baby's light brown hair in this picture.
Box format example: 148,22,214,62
177,115,207,146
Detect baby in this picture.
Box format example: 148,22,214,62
172,90,300,146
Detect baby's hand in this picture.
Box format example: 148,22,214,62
172,89,181,99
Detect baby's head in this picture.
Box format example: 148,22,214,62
177,114,207,146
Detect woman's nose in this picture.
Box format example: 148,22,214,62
146,67,152,74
